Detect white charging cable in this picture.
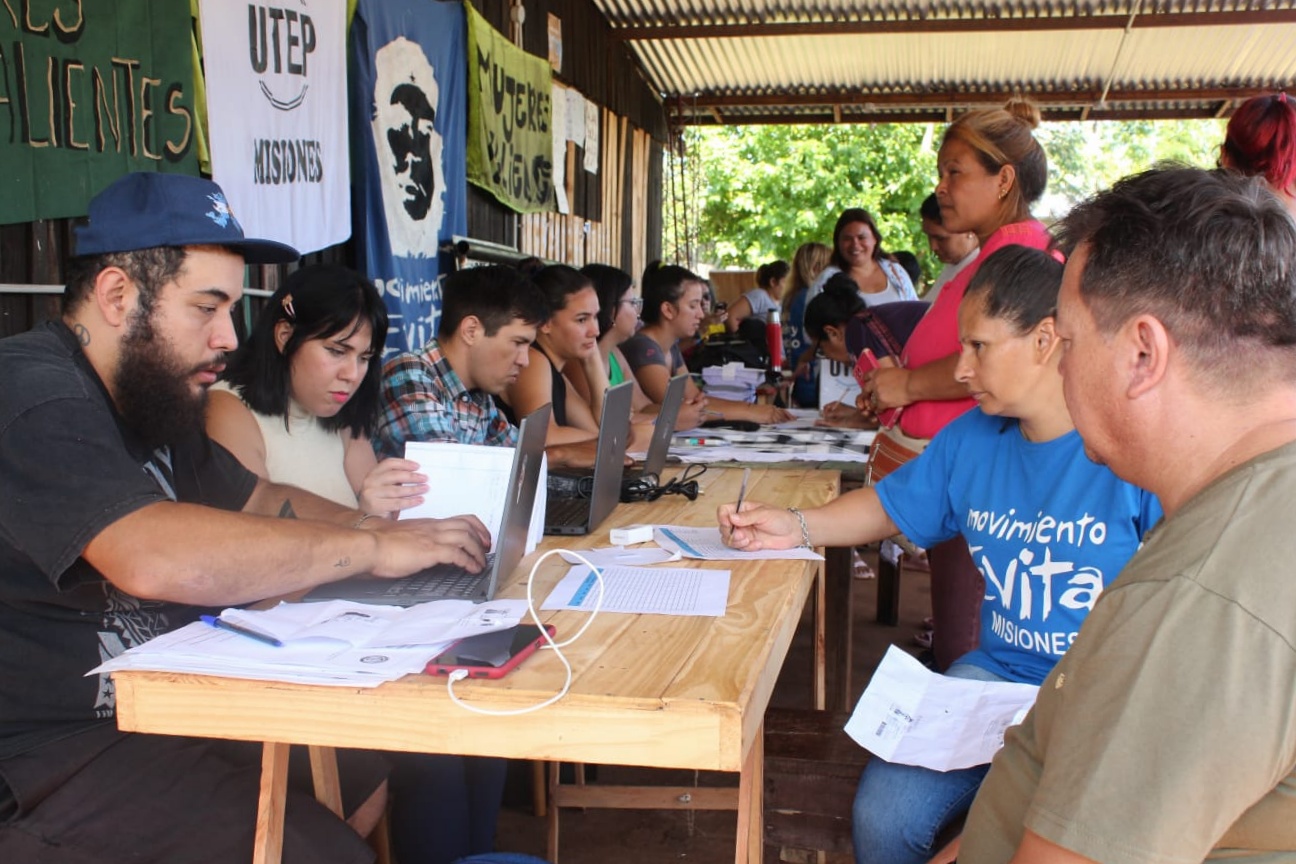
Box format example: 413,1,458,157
446,547,604,715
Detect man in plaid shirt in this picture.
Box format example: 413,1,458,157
375,266,549,458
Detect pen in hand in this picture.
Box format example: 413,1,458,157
734,467,751,514
200,614,284,647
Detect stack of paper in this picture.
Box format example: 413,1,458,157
91,599,528,687
701,362,765,403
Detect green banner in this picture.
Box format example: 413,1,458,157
465,2,553,214
0,0,199,225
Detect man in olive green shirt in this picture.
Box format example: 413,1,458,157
959,167,1296,863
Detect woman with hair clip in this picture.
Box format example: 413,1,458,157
206,264,512,864
725,259,790,333
1220,91,1296,217
565,263,706,430
621,261,794,424
803,275,930,428
858,97,1060,673
808,208,918,305
786,242,834,407
720,247,1161,864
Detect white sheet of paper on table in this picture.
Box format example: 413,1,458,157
653,525,824,560
541,564,730,616
558,547,681,567
844,646,1040,771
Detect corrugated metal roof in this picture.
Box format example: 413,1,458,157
587,0,1296,123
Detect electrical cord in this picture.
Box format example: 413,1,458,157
446,547,605,715
620,463,707,503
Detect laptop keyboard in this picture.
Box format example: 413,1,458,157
546,497,591,526
378,552,497,599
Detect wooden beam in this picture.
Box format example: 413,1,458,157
612,10,1296,41
1215,99,1234,117
672,104,1230,126
709,107,724,123
833,104,842,124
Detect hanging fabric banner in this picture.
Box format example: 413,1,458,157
198,0,349,255
464,2,554,214
0,0,199,225
351,0,467,355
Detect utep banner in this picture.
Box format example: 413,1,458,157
465,2,553,213
0,0,199,225
351,0,467,354
199,0,349,255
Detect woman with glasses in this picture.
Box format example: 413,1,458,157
568,263,704,429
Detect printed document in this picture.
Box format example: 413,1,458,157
844,645,1039,771
654,526,823,561
541,565,730,616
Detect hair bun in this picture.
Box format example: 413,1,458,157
1004,96,1042,130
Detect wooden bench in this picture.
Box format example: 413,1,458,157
763,708,869,862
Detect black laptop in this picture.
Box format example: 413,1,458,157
303,404,550,606
544,382,632,536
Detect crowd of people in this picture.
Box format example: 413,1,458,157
2,90,1296,864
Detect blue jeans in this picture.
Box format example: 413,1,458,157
852,663,1008,864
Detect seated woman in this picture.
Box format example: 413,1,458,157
205,264,508,864
804,275,930,427
567,263,705,430
726,259,789,334
622,261,793,425
719,246,1162,864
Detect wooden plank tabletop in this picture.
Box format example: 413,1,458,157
113,466,840,774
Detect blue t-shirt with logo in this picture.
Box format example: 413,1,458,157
876,409,1162,685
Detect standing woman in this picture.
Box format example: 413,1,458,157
622,262,793,424
726,259,790,333
807,208,918,305
858,97,1056,672
786,242,833,407
205,264,508,864
1219,91,1296,217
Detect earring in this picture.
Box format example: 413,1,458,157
281,294,296,321
999,188,1008,201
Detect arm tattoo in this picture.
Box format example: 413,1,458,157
73,324,90,346
335,557,351,568
278,500,297,519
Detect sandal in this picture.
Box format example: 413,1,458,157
913,630,933,649
904,551,931,573
852,549,876,580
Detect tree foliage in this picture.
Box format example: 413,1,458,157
667,118,1224,276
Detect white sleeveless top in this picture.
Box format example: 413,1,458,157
212,383,358,507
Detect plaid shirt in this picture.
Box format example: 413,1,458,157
374,338,516,459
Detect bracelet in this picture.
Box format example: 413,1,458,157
787,507,812,549
352,512,381,530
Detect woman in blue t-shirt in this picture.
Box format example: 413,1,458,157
719,245,1162,864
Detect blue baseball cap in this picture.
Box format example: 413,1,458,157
75,173,299,264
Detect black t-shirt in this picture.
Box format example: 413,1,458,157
0,322,256,761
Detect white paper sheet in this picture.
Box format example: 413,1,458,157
558,547,681,567
844,646,1040,771
551,83,570,214
541,565,730,616
583,100,600,172
653,526,824,561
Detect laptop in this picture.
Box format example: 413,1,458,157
544,382,633,536
633,374,688,482
303,404,550,606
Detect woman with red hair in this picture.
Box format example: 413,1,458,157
1221,92,1296,216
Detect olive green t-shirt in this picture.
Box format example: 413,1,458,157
962,439,1296,864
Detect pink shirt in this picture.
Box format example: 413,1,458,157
899,220,1055,440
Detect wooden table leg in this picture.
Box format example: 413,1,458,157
735,722,764,864
823,546,853,712
547,761,561,864
252,742,290,864
813,557,827,710
308,745,343,817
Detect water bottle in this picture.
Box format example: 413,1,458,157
766,309,784,372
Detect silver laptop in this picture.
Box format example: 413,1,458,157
635,374,688,481
544,382,632,536
303,404,550,606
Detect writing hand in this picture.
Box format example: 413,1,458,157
717,500,799,551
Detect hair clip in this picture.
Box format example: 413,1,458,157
281,293,296,321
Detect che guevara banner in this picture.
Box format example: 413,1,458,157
464,2,554,213
198,0,349,255
0,0,200,225
350,0,467,355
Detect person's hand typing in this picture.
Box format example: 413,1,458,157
367,515,490,577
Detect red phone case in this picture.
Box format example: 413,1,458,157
426,624,555,680
852,349,903,428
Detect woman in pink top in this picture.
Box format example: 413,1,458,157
858,97,1057,670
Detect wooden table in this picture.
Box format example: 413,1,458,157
112,466,839,864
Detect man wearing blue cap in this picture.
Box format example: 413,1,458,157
0,173,490,863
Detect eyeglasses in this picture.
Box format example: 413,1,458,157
622,297,644,311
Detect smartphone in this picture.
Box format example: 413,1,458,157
426,624,555,679
852,349,903,427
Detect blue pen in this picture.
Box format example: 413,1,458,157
200,614,284,647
